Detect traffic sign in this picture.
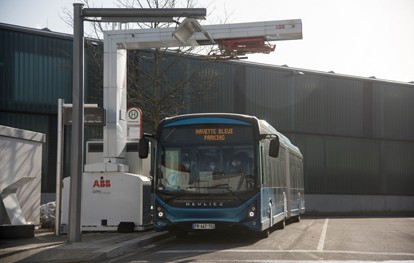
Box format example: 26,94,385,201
127,107,142,124
127,107,142,140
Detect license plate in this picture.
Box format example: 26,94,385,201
192,223,215,230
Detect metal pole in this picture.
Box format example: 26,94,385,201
68,3,84,242
55,98,64,236
65,5,207,242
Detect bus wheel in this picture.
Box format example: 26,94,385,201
259,228,270,238
277,219,285,230
175,231,188,239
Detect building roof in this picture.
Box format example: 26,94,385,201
1,21,413,86
0,22,73,40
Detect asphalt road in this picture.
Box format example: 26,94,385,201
104,217,414,262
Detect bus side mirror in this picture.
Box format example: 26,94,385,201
269,137,280,158
139,136,149,159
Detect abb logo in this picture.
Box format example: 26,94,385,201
276,24,285,29
93,178,111,188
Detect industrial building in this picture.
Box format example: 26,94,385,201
0,23,102,200
1,22,413,213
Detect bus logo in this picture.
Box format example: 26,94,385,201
185,201,224,207
166,172,184,190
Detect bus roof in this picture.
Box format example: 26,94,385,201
160,113,258,128
158,113,301,155
258,119,301,155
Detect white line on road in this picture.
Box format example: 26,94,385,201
156,249,414,257
317,218,329,252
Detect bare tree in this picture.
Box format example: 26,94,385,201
127,49,221,132
61,0,224,134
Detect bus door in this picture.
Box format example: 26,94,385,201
285,147,291,219
259,141,266,187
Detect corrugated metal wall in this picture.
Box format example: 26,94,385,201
1,24,413,196
190,60,236,113
186,61,414,196
0,24,102,192
0,27,73,114
0,26,73,192
373,82,414,141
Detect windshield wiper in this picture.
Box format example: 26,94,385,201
163,191,188,202
188,184,243,201
163,127,177,142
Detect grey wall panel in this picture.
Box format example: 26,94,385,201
0,28,73,114
324,137,380,194
381,140,414,195
293,75,328,135
244,66,290,130
293,76,365,137
189,61,235,113
243,68,369,139
287,134,326,194
373,82,414,141
288,133,387,195
324,78,364,137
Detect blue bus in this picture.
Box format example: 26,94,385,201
139,113,304,238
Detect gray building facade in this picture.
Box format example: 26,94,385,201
1,23,413,213
0,23,102,198
186,61,414,213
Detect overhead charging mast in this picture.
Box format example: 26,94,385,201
63,3,302,242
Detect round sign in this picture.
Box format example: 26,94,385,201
128,108,139,120
127,107,141,123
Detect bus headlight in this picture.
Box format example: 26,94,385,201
156,206,164,218
248,203,257,218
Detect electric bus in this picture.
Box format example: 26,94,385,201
139,113,304,238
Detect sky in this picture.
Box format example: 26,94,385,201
1,0,413,83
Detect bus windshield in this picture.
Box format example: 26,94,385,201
156,124,256,195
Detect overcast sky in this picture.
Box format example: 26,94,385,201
1,0,413,83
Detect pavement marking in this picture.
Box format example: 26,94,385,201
135,261,348,263
317,218,329,252
156,249,414,257
135,259,410,263
135,261,412,263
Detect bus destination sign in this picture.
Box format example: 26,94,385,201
195,128,234,141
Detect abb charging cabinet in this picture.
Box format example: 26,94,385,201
61,141,152,232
